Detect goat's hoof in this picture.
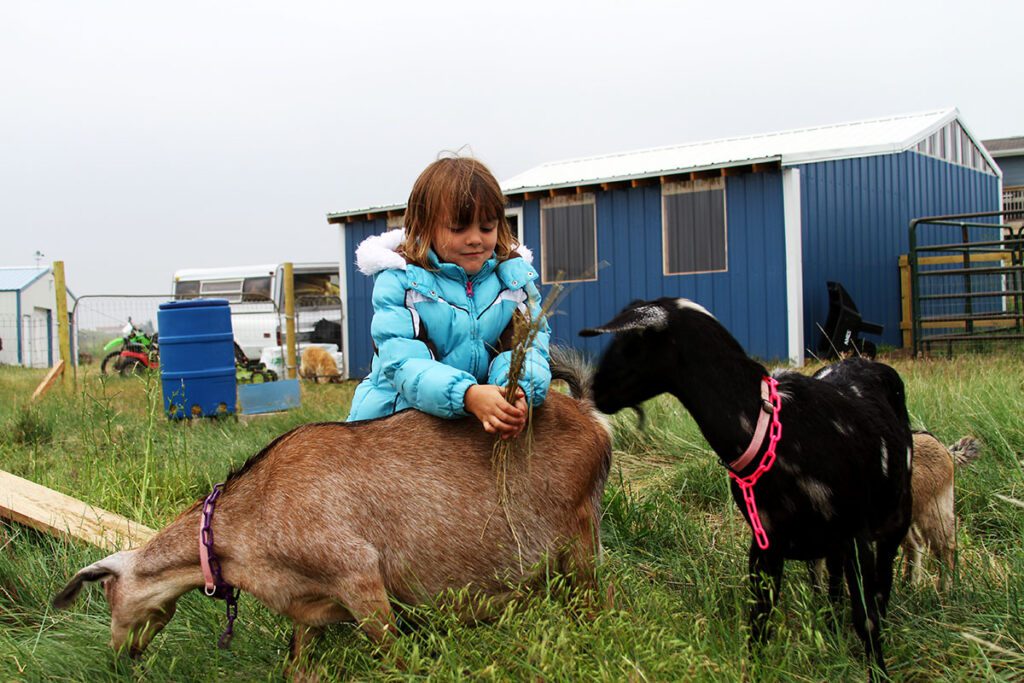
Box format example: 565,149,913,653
284,664,321,683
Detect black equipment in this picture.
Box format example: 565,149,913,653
817,281,883,359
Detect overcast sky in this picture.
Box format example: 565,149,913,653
3,0,1023,295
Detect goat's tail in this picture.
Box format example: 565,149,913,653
949,436,982,468
548,345,594,402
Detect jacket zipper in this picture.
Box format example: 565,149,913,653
465,274,479,377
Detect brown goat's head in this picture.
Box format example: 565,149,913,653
52,551,179,657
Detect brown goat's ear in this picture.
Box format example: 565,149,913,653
580,302,668,337
52,555,124,609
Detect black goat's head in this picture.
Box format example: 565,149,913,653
580,298,694,414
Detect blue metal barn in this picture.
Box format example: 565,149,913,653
328,108,1001,379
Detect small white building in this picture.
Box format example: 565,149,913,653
0,267,76,368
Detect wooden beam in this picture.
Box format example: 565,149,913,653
53,262,71,392
752,162,779,173
31,360,64,402
0,470,155,552
722,165,752,177
691,169,721,181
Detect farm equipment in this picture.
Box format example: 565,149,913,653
234,342,278,384
817,281,883,359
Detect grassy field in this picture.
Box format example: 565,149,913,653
1,355,1023,681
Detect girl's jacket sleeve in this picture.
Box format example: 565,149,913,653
371,270,476,418
487,281,551,407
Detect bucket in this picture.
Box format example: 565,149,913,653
157,299,237,419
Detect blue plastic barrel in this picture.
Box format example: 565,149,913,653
158,299,237,419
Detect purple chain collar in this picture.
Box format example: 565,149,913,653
199,483,240,649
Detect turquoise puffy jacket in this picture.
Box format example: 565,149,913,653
347,229,551,421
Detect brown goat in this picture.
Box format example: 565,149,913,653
902,431,981,589
52,358,611,670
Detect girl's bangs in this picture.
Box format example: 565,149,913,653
454,174,504,227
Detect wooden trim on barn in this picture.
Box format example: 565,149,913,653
327,161,785,223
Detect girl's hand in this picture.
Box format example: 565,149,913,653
464,385,527,439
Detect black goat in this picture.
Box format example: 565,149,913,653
581,297,912,676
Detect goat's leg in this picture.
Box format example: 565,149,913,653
747,543,784,646
875,535,902,618
935,493,957,591
807,559,827,592
904,527,925,586
285,624,325,683
561,512,616,614
338,572,397,650
844,537,887,677
824,551,845,632
561,511,601,593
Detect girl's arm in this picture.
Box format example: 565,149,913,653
372,270,477,418
487,281,551,407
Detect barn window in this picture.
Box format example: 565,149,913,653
662,177,727,275
540,194,597,282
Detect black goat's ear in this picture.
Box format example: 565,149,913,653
580,302,668,337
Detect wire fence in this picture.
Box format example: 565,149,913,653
69,293,344,379
0,313,59,368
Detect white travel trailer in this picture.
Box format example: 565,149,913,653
171,263,342,363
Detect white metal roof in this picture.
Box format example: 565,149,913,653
327,108,998,219
501,107,996,194
0,266,49,291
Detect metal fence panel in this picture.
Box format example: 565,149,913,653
909,210,1024,354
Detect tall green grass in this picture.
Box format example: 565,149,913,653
1,354,1022,681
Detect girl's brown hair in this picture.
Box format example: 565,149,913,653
402,155,516,269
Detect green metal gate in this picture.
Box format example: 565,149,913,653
909,210,1024,355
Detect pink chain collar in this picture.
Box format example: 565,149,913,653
727,376,783,550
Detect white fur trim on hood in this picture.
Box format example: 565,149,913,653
355,228,534,276
356,229,408,275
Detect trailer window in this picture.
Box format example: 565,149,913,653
242,276,272,302
174,280,200,299
294,272,341,308
200,279,244,302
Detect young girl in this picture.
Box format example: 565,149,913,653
347,156,550,439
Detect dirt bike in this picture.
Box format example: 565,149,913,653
100,320,159,376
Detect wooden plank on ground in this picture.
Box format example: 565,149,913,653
0,470,155,552
31,360,64,401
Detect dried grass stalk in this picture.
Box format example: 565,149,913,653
491,282,564,507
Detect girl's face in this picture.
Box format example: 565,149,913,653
433,218,499,275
